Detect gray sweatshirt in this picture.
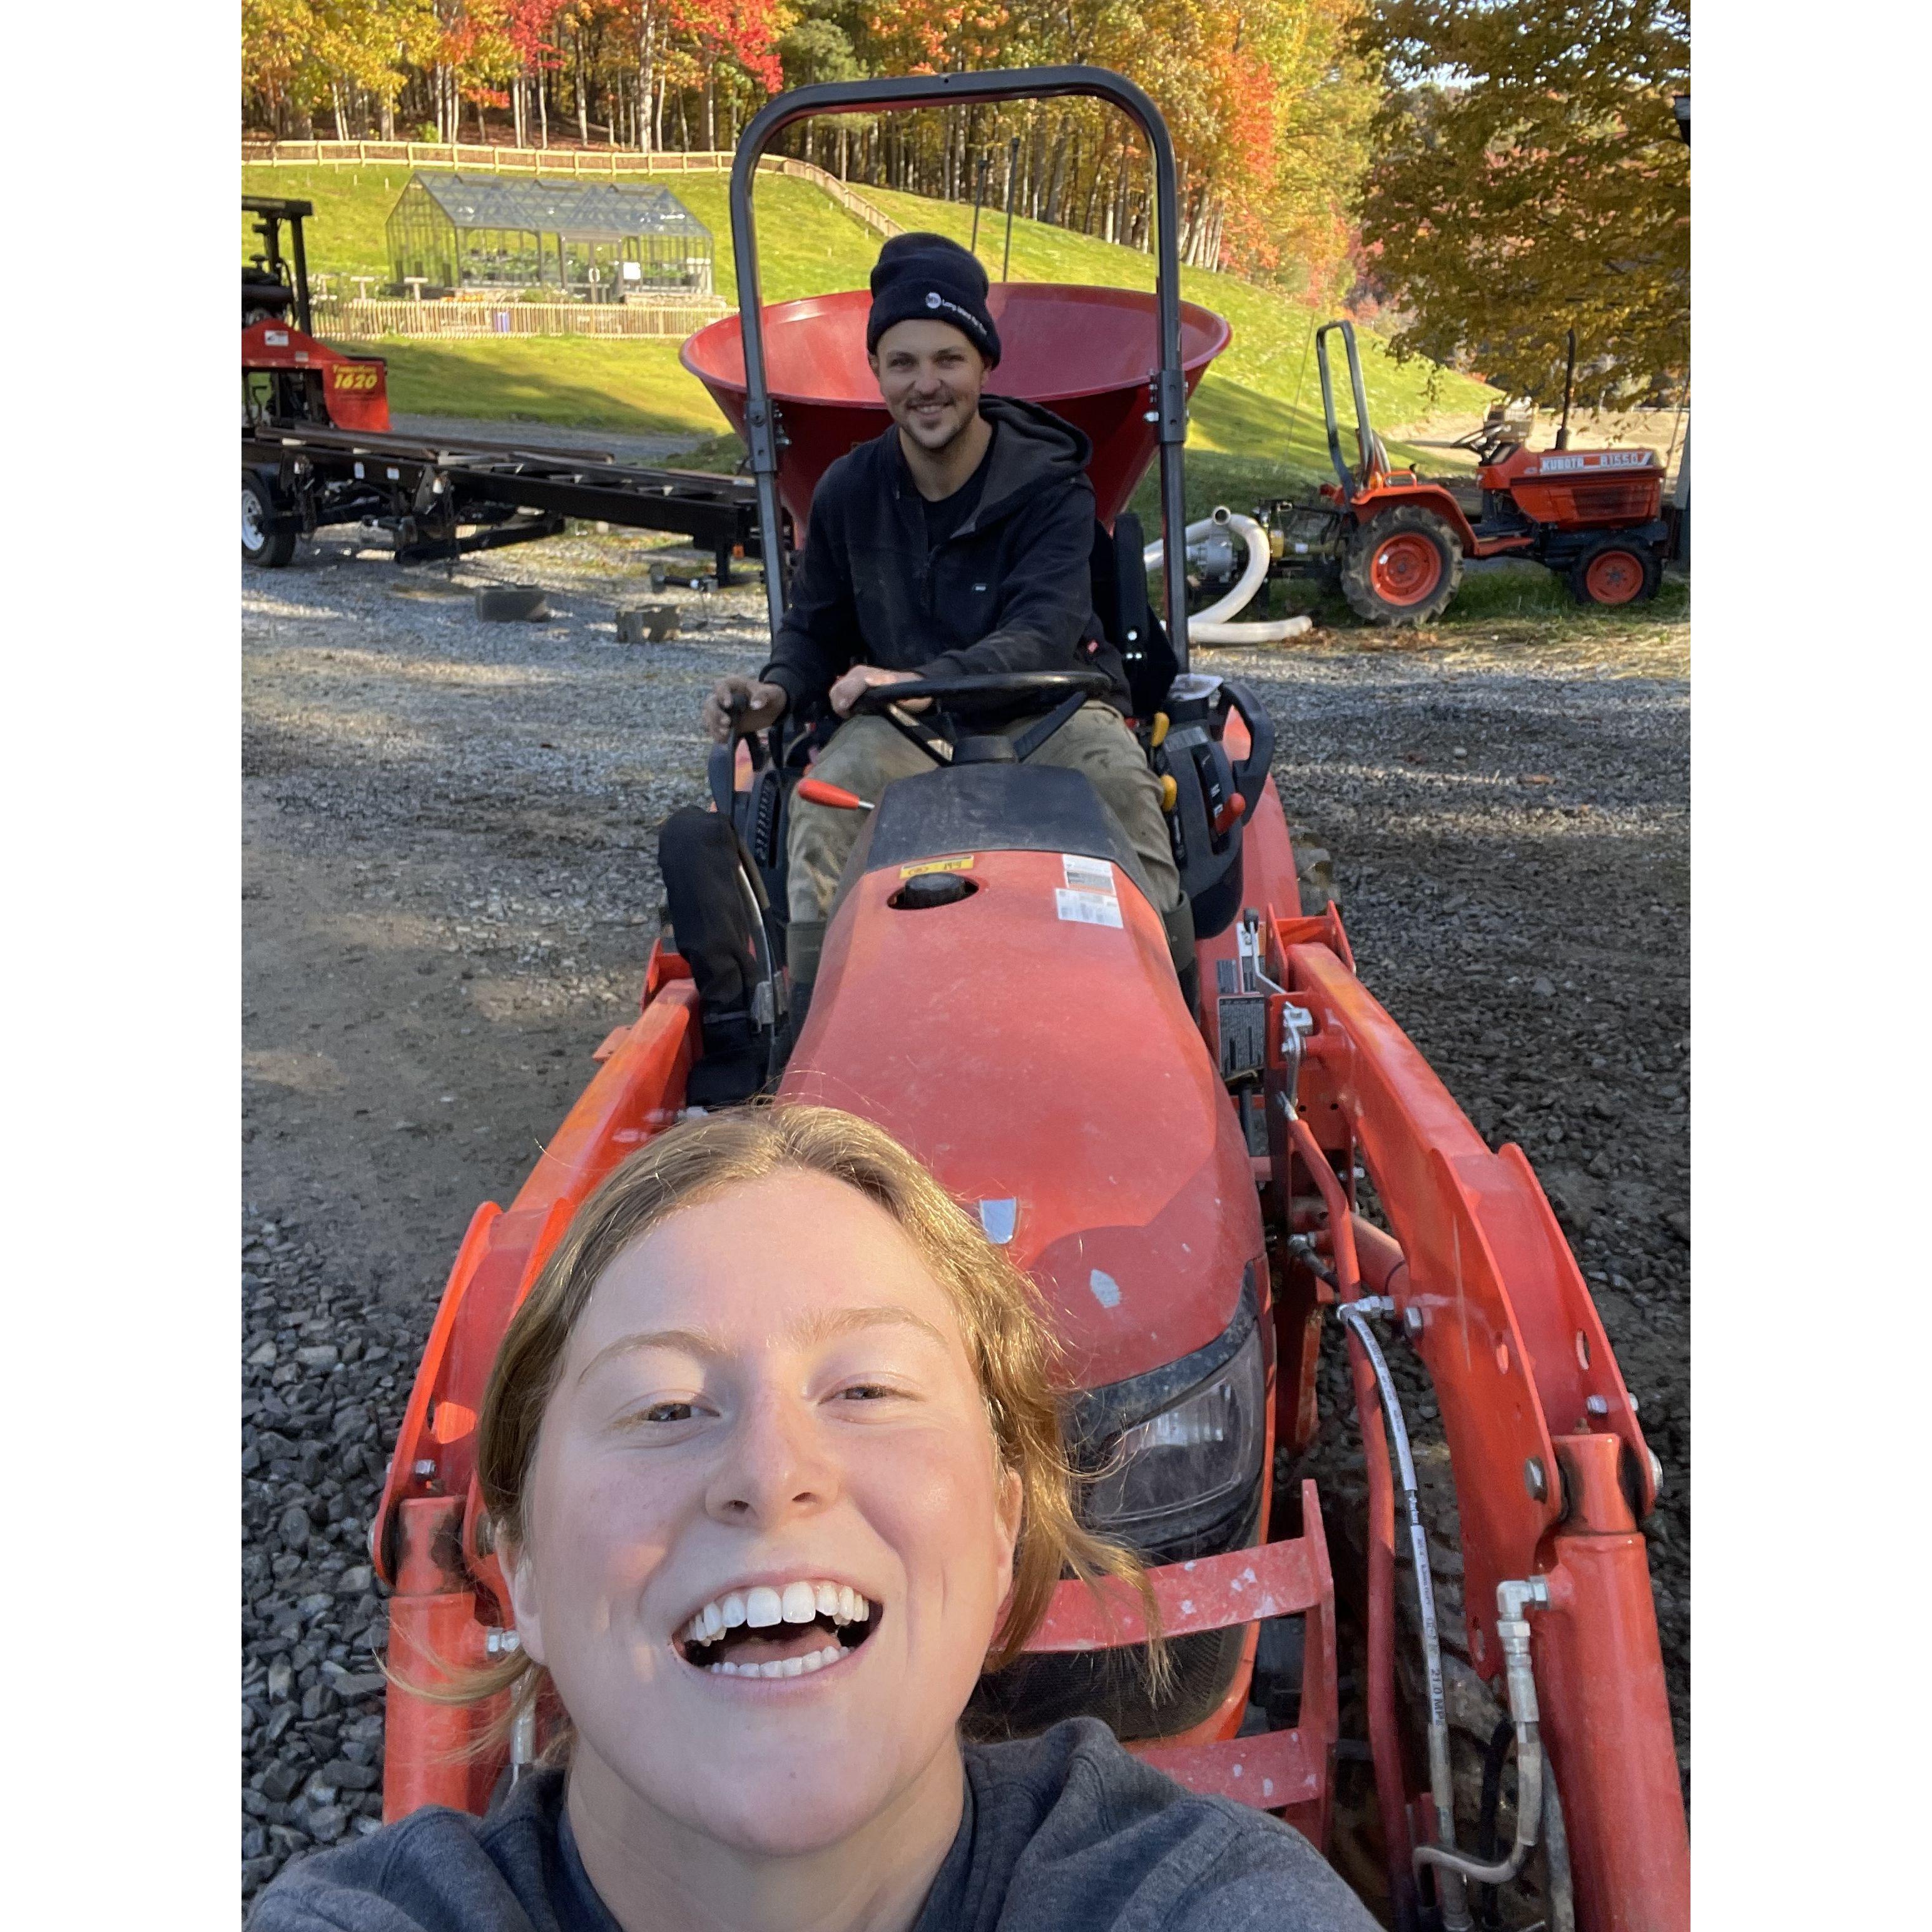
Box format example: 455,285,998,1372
247,1717,1376,1932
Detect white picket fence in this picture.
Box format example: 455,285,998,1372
310,295,726,341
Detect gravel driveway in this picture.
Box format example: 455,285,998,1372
241,527,1688,1908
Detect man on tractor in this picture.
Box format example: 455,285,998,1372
702,233,1188,1033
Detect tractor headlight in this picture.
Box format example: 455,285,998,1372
1085,1321,1266,1533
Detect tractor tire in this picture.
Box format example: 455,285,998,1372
1568,536,1662,608
242,470,296,569
1341,505,1463,626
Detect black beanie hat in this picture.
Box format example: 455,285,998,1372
866,231,1002,367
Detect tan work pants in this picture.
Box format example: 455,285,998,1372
786,703,1183,932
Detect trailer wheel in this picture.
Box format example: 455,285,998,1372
242,470,295,569
1570,537,1662,608
1341,506,1462,625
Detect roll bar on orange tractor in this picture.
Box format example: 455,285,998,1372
727,66,1194,674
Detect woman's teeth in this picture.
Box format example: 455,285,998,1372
678,1582,873,1677
679,1580,868,1645
708,1644,846,1679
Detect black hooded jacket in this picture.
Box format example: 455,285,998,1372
758,394,1133,717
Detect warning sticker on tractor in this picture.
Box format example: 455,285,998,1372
900,855,974,878
1055,888,1123,928
1218,994,1267,1079
1062,854,1115,892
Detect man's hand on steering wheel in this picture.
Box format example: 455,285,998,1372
703,675,788,745
829,664,933,718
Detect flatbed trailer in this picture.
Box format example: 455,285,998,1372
241,196,768,577
240,419,766,576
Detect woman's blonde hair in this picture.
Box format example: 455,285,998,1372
455,1102,1162,1742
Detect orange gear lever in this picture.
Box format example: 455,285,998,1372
1211,791,1246,838
796,778,874,811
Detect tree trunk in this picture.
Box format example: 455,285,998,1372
380,89,395,141
703,61,714,151
1045,130,1069,226
537,65,548,147
637,4,656,154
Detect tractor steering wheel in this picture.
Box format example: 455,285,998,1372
848,669,1116,766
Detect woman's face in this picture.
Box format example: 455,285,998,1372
506,1169,1024,1855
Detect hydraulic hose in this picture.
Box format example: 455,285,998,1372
1414,1580,1547,1893
1474,1717,1515,1930
1143,508,1312,644
1475,1719,1573,1932
1336,1298,1466,1932
1285,1116,1417,1932
1543,1759,1576,1932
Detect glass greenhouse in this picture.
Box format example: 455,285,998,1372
384,173,714,300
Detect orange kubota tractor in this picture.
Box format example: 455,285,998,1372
366,68,1689,1932
1236,321,1670,626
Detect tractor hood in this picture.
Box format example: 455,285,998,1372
780,763,1263,1389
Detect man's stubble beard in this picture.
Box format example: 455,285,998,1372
907,411,964,455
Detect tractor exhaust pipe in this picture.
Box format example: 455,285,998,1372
1555,327,1577,452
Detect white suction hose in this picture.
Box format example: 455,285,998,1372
1142,506,1311,644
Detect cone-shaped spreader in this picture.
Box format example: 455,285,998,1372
681,283,1229,537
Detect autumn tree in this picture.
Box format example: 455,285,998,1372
1355,0,1689,405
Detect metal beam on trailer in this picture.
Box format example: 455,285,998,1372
242,422,765,578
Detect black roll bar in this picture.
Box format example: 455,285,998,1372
1314,319,1373,501
244,196,316,336
729,67,1192,671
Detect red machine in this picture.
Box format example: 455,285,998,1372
369,68,1687,1932
681,282,1229,534
1251,320,1669,625
242,198,392,436
242,196,392,566
240,195,764,576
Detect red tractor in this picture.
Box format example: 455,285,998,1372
242,196,393,566
1248,320,1670,626
367,68,1688,1932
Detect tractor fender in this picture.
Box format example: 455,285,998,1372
1349,480,1477,552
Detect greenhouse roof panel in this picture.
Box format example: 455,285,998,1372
403,173,711,241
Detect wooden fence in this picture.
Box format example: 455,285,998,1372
243,140,737,173
311,295,726,341
242,141,902,240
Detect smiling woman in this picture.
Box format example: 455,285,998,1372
247,1106,1375,1932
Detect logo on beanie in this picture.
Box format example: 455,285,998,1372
925,291,942,308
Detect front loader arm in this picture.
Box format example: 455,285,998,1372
1264,912,1688,1932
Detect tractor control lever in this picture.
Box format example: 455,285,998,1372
796,778,873,811
1211,791,1246,840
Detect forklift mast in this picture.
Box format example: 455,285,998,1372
243,196,315,335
